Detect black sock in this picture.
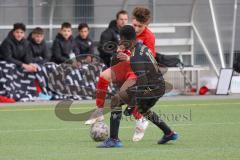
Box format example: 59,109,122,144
110,111,122,139
146,111,172,135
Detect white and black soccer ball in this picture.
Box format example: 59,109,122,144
90,122,109,142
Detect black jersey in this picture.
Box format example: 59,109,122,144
130,42,162,81
128,42,166,110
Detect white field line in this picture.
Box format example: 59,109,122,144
0,102,240,112
0,122,240,134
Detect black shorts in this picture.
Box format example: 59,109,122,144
111,73,165,114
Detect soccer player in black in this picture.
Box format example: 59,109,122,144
97,25,178,148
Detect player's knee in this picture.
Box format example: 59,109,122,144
100,69,112,82
110,95,122,110
99,72,107,79
142,110,152,119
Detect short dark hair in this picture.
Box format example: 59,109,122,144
32,27,44,35
120,25,136,41
132,7,151,24
61,22,72,29
116,10,128,19
78,23,89,31
13,23,26,32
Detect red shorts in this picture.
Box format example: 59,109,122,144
111,61,137,84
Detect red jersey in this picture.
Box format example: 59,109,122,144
136,27,156,58
111,28,156,84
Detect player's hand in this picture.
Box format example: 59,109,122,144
117,52,130,61
22,64,37,72
29,63,38,72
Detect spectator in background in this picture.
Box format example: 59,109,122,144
75,23,94,62
233,53,240,73
51,22,80,64
28,27,51,64
98,10,128,67
0,23,37,72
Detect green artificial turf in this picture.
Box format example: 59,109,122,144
0,98,240,160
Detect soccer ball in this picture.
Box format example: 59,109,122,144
90,122,109,142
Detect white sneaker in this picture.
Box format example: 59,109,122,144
132,117,149,142
85,108,104,125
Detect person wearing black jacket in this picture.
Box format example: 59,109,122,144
98,10,128,67
28,27,51,64
0,23,37,72
75,23,94,62
51,22,80,64
233,53,240,73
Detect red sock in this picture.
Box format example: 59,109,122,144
132,106,143,120
34,79,42,94
96,76,109,108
